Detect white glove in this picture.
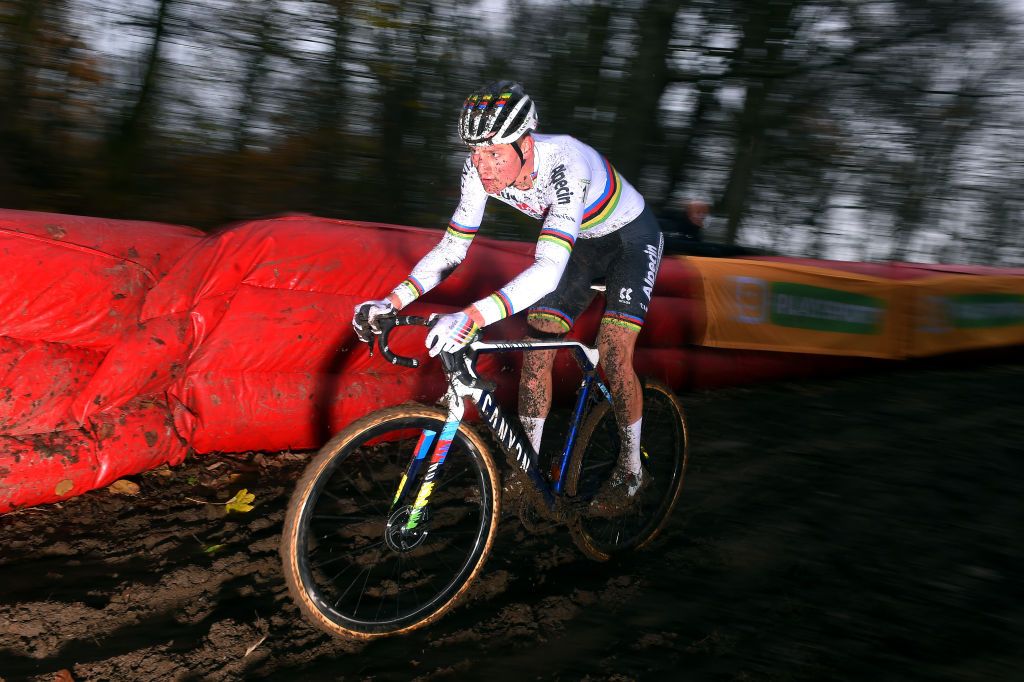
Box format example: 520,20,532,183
425,312,480,357
352,299,394,342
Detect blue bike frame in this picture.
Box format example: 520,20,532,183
395,337,613,530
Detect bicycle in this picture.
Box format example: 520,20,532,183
280,314,688,639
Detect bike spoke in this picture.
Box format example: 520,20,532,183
286,412,496,636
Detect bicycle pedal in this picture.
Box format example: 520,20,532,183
560,495,592,515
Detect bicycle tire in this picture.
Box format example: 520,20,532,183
280,404,501,638
565,379,688,561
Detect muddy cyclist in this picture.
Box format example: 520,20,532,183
353,80,665,513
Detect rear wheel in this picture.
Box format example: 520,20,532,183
565,379,688,561
280,404,501,638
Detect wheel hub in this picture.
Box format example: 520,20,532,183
385,505,429,551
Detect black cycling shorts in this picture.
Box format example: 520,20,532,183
527,206,664,334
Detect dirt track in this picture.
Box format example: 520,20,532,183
1,362,1022,681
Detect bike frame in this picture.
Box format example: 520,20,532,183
394,338,613,531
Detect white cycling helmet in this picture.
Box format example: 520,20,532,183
458,80,538,147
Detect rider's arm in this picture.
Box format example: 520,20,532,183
387,160,488,309
464,150,590,327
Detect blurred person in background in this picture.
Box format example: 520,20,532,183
659,198,709,254
353,80,664,514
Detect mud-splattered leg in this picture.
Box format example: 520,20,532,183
518,318,565,452
596,321,643,472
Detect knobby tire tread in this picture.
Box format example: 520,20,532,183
280,403,501,639
566,379,688,561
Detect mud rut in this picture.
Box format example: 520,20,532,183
1,363,1022,681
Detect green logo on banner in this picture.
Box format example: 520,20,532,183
941,294,1024,329
769,282,885,334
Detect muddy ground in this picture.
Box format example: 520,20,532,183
1,361,1022,681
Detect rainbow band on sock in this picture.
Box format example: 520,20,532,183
538,227,576,254
528,307,573,332
601,310,644,333
488,289,515,319
581,157,622,231
446,220,479,240
399,276,425,299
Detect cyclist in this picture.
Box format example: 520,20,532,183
353,81,663,512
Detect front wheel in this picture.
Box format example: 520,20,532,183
280,404,501,638
565,379,688,561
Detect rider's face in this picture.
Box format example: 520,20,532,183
469,143,521,194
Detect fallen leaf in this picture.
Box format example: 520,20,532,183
151,466,174,478
224,489,255,514
107,479,141,496
244,634,268,657
54,480,74,496
204,544,226,554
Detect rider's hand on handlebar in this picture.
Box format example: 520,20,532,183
425,311,479,357
352,299,395,343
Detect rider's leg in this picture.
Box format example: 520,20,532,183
517,317,567,453
596,320,643,476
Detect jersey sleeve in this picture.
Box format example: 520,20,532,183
389,159,489,308
469,148,591,326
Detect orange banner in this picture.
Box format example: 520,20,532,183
691,258,904,358
908,275,1024,357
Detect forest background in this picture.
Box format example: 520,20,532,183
1,0,1021,264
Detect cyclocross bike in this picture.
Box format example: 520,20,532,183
280,314,688,639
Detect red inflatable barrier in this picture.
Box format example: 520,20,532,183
0,396,185,513
71,314,193,423
0,210,202,511
0,336,104,435
82,217,506,452
0,210,204,349
4,209,1018,513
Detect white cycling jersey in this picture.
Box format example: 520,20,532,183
389,133,645,326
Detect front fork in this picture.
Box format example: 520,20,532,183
392,387,468,532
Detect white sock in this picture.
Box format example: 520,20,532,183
623,418,643,476
520,416,545,454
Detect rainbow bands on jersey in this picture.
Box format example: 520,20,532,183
398,276,426,299
538,227,576,254
601,310,644,333
528,306,573,332
446,220,479,240
488,289,515,319
581,157,622,231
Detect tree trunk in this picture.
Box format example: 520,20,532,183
718,0,797,246
659,79,716,210
104,0,173,208
610,0,680,181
